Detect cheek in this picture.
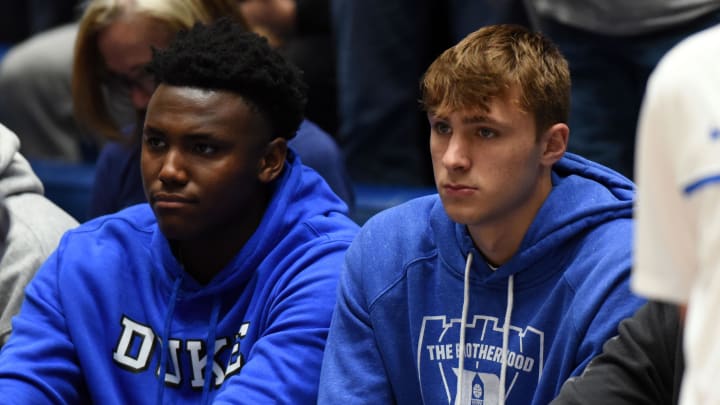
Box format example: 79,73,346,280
492,149,542,189
140,154,157,178
429,137,447,162
204,164,258,195
502,141,540,166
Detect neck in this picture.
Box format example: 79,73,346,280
468,227,524,267
467,174,552,267
172,199,266,284
173,231,254,284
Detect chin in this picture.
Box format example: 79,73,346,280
443,209,472,226
442,204,483,226
156,220,194,241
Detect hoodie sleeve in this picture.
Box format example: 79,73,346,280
0,193,77,347
317,239,395,404
0,247,86,403
213,239,351,404
550,301,682,405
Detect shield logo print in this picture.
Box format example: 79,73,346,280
417,315,544,404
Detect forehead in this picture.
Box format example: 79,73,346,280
429,84,526,119
430,98,525,122
145,85,268,138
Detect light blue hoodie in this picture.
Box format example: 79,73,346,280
0,151,359,404
319,153,645,405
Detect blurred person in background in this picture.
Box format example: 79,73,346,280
0,123,77,347
525,0,720,179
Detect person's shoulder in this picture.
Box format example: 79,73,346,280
48,205,155,278
566,198,633,249
342,195,446,302
361,194,440,233
298,209,360,245
4,192,77,231
290,119,339,157
65,204,155,242
560,215,633,289
1,193,77,264
29,205,157,290
669,24,720,60
348,194,444,264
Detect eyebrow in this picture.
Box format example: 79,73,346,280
184,133,218,141
461,115,492,125
143,125,220,140
142,125,164,136
430,112,501,126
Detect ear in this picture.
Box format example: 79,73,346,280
257,137,287,183
540,123,568,167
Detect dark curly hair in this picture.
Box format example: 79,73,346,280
147,17,307,140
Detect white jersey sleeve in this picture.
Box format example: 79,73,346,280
632,25,720,405
632,25,720,303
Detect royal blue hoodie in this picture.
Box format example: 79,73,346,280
319,153,645,405
0,151,359,404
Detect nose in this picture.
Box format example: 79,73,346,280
441,134,470,171
158,148,189,186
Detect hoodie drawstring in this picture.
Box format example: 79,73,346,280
455,252,473,405
499,274,514,404
156,274,184,405
455,253,515,405
201,298,222,404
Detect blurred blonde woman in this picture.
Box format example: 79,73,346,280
72,0,245,143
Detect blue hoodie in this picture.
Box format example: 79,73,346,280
0,151,359,404
319,153,645,405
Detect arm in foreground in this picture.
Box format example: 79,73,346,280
0,249,85,403
551,301,682,405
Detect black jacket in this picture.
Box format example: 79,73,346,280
551,301,684,405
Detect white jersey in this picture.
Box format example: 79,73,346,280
633,24,720,405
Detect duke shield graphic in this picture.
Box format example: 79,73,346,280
417,315,544,405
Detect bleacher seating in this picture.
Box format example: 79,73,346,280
351,183,436,224
29,159,95,222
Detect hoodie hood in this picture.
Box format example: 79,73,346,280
0,123,44,199
440,152,634,287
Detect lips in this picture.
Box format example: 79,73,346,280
441,183,477,197
150,192,196,209
443,182,476,191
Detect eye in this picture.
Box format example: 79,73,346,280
192,143,217,155
477,127,497,139
433,121,452,135
143,134,166,150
